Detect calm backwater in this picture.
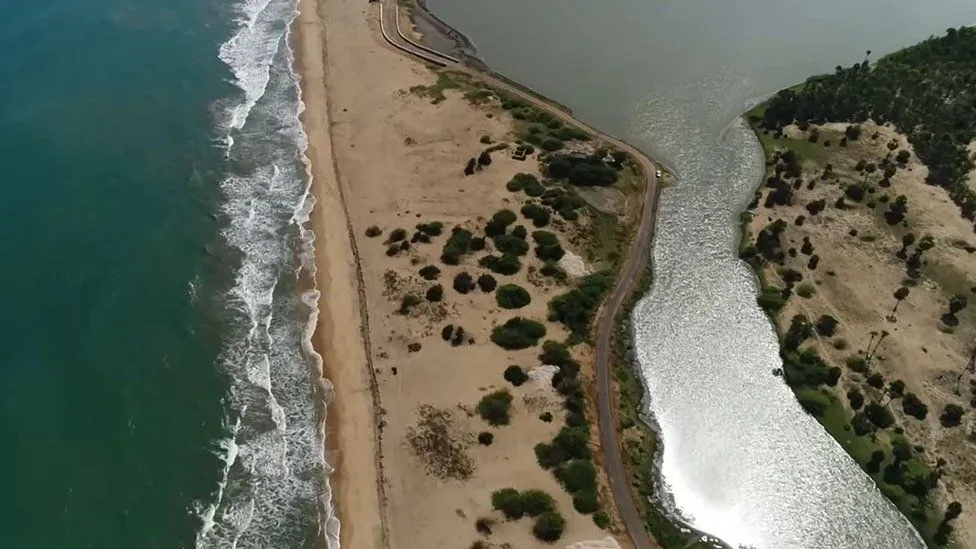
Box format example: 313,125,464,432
426,1,976,547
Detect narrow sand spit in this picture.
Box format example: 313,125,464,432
295,0,631,547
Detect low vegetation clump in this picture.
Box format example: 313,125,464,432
506,173,545,197
478,431,494,446
492,233,530,256
425,284,443,302
416,221,444,237
477,390,513,426
365,225,382,237
453,272,476,294
491,487,525,519
547,154,619,187
399,294,422,315
496,284,532,309
532,511,566,543
548,272,612,339
533,230,566,262
480,253,521,275
477,273,497,292
521,202,551,227
406,405,474,480
485,209,518,237
441,227,473,265
491,317,547,349
503,365,529,386
419,265,440,280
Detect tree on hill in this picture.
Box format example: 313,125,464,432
892,286,910,314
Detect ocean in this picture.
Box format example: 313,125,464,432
0,0,330,547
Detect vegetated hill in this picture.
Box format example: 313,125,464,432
758,26,976,223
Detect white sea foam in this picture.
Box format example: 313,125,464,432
194,0,338,547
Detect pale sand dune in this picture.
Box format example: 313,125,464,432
296,0,624,547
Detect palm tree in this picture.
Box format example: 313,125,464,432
866,330,878,356
869,330,890,361
892,287,910,314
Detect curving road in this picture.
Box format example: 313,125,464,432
376,4,664,548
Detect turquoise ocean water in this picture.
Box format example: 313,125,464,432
0,0,331,547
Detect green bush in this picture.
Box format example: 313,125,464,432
532,511,566,543
477,390,514,426
865,402,894,429
524,178,546,197
572,490,599,514
798,389,832,417
489,254,521,275
388,228,408,242
491,317,547,349
846,355,869,374
512,225,528,240
783,349,832,387
416,221,444,236
478,431,494,445
541,137,565,152
507,173,538,193
365,225,382,237
491,488,524,519
453,272,476,294
796,283,816,298
486,209,518,236
477,273,497,292
419,265,440,280
441,228,473,265
496,284,532,309
540,262,567,282
536,243,565,262
493,234,529,256
548,272,611,338
532,230,559,247
521,489,556,517
534,442,566,469
425,284,443,302
757,286,787,312
504,365,529,386
553,426,591,460
592,510,611,529
555,459,597,494
521,202,550,226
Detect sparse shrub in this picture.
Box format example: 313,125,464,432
399,294,422,315
441,228,473,264
453,272,476,294
512,225,528,240
815,315,838,336
475,517,493,535
539,411,553,423
478,431,494,445
940,404,965,427
388,228,407,243
480,135,492,144
864,402,894,429
451,326,467,347
478,390,514,426
846,355,869,374
593,510,611,529
497,284,532,309
532,511,566,543
407,342,421,353
490,254,522,275
540,262,567,282
548,272,611,337
477,273,497,292
426,284,443,302
416,221,444,237
365,226,382,237
491,317,547,349
441,324,454,341
419,265,440,280
491,487,524,519
493,234,530,256
504,365,529,386
796,283,816,298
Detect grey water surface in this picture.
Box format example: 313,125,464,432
426,0,976,547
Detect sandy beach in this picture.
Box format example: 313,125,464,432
294,0,650,546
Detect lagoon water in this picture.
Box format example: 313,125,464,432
427,0,976,547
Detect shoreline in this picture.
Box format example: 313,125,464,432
292,0,385,548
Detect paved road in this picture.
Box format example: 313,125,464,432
377,5,664,548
